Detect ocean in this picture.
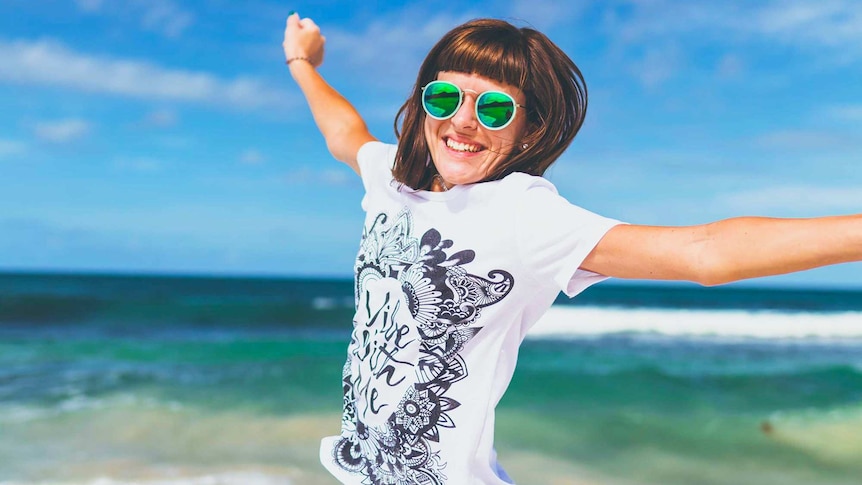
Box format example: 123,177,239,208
1,271,861,485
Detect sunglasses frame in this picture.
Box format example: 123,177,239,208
421,80,525,131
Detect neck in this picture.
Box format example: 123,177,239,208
432,174,450,192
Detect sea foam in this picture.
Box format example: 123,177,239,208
529,306,862,340
0,474,290,485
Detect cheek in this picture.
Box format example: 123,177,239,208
488,116,527,149
490,127,523,151
424,117,442,137
507,116,528,142
423,118,443,166
423,118,435,147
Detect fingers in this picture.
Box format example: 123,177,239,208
286,11,299,28
300,17,319,31
283,12,324,67
286,12,318,31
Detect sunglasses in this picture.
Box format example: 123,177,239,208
421,80,525,130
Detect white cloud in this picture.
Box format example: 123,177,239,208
326,7,479,87
631,45,681,88
716,54,744,78
0,217,236,274
752,1,862,48
753,129,859,151
718,185,862,213
285,166,358,187
0,138,26,158
33,119,91,143
154,135,194,149
598,0,862,87
139,0,195,38
240,148,264,165
74,0,104,13
826,104,862,121
320,169,352,186
113,157,165,173
73,0,194,38
0,38,295,110
508,0,590,29
142,108,178,128
610,0,862,54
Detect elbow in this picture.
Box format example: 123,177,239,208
324,129,352,164
324,120,371,165
688,237,735,287
694,274,734,286
325,139,350,165
692,260,737,287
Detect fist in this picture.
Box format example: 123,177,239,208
283,12,325,67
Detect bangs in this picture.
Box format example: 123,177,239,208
432,22,529,90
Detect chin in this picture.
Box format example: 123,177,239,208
435,161,484,186
433,143,492,185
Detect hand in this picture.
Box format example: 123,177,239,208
283,12,325,68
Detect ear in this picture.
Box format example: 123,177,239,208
520,122,541,148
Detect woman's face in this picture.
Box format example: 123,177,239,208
423,71,528,191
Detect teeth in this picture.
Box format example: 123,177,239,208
446,138,482,153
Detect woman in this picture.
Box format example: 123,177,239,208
283,13,861,485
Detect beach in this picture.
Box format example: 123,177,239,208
2,272,862,484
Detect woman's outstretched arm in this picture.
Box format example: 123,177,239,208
283,13,375,174
581,215,862,286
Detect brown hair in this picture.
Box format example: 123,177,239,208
392,18,587,190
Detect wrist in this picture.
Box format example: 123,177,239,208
286,56,313,66
288,57,316,81
286,56,316,78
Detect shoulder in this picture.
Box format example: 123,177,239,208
497,171,563,203
357,141,398,191
498,171,622,232
357,141,397,171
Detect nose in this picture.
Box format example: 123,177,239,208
450,93,478,131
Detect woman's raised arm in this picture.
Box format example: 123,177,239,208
283,13,375,174
581,215,862,286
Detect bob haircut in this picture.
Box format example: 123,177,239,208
392,18,588,191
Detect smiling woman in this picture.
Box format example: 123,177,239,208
283,11,862,485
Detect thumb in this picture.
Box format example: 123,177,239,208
287,11,301,29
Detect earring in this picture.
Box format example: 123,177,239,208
521,143,529,150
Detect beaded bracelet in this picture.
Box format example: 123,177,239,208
286,56,312,65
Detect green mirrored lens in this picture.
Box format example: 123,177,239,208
477,92,515,128
423,82,460,119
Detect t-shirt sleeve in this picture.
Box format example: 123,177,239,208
514,178,625,298
356,141,397,210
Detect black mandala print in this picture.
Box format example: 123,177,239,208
332,208,514,484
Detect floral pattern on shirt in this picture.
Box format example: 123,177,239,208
331,208,514,485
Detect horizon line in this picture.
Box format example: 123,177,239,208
2,267,861,292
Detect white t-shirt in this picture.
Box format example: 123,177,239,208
320,141,623,484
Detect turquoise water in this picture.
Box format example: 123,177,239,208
2,272,862,484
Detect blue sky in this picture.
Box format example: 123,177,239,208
1,0,860,288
